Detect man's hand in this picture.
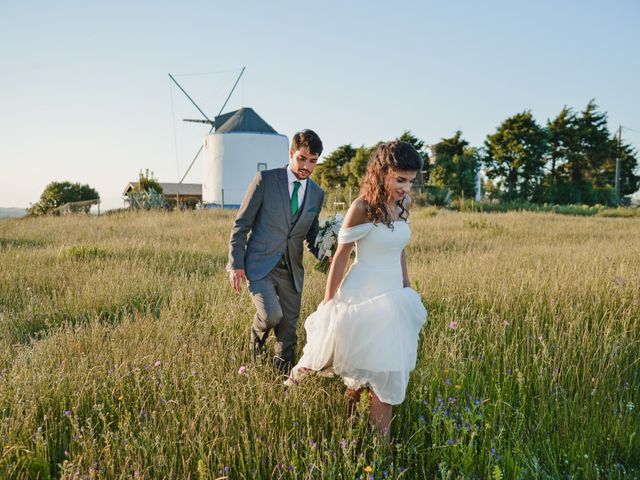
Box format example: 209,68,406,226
229,269,247,293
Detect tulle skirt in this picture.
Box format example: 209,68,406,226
293,269,427,405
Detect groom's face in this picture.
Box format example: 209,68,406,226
289,146,319,180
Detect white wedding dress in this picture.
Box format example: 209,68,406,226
291,220,427,405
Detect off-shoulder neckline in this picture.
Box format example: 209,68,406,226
341,220,408,229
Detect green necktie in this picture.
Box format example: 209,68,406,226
291,181,301,215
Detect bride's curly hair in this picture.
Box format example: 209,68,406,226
360,141,423,228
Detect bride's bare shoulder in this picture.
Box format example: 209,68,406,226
342,197,369,229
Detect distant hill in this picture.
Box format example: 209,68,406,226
0,208,27,218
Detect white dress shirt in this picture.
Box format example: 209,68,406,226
286,166,307,209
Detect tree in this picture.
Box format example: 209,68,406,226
311,144,356,189
343,145,377,188
431,131,479,198
555,100,613,203
27,181,100,216
612,138,640,199
483,111,548,201
544,106,578,203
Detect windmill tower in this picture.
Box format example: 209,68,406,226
169,68,288,208
202,109,287,207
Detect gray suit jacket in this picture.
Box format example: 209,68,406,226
228,167,325,293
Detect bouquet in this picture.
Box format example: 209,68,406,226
313,213,343,273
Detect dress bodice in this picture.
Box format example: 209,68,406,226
337,221,410,302
338,221,410,270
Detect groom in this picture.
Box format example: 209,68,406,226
228,129,325,374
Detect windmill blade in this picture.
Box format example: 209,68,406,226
178,67,246,183
183,118,215,126
216,66,245,116
179,143,207,183
168,73,212,122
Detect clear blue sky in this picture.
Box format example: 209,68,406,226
1,0,639,209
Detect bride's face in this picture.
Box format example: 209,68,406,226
386,169,417,203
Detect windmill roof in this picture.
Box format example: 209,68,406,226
215,107,279,134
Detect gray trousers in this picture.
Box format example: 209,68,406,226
247,264,301,369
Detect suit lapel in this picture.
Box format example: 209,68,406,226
276,168,292,224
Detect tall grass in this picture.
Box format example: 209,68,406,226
0,209,638,479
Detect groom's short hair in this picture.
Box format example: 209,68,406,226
291,129,323,156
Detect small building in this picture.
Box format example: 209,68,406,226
122,182,202,209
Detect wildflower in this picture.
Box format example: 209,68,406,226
224,466,230,472
364,465,373,474
503,320,509,326
154,360,161,368
491,448,496,454
238,365,246,375
447,439,455,445
444,378,451,385
63,410,72,416
310,440,317,449
340,438,347,449
449,320,458,330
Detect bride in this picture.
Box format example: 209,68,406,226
289,140,427,438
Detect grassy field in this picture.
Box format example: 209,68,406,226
0,209,638,479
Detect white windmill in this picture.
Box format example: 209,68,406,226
169,68,288,208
